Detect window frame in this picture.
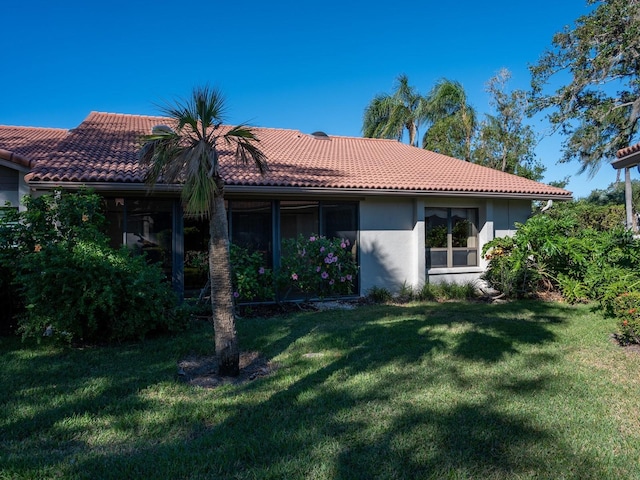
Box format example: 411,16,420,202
425,207,479,270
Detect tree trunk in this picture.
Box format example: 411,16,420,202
209,191,239,377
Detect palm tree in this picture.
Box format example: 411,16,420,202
139,86,267,376
362,74,429,147
422,79,477,161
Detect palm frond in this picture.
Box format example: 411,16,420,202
139,86,267,218
225,126,269,174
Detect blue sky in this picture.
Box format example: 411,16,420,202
1,0,623,198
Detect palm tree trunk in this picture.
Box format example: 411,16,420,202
209,190,239,377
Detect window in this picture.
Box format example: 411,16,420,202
230,200,273,266
104,197,174,274
280,201,319,240
425,207,478,268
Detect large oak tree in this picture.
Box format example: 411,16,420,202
529,0,640,176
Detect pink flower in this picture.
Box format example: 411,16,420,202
340,277,345,282
329,279,335,285
341,242,346,248
320,246,325,253
345,239,350,246
233,292,240,298
309,236,316,242
321,271,329,279
346,274,352,281
258,267,265,274
316,266,321,272
292,273,298,280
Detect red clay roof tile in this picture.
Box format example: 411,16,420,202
617,142,640,158
24,112,570,198
0,125,68,168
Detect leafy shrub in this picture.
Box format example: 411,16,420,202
18,241,181,343
0,189,185,343
546,200,625,232
612,292,640,345
482,235,536,298
279,234,358,299
482,208,640,304
229,244,275,302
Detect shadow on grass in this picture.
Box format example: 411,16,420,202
0,300,613,479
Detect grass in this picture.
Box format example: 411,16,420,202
1,300,640,479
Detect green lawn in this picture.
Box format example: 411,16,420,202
1,300,639,479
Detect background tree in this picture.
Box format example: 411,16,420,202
422,79,477,161
140,86,267,376
473,69,544,181
529,0,640,176
586,179,640,212
362,74,428,147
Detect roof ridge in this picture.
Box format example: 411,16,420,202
0,124,68,132
85,112,399,142
88,111,168,120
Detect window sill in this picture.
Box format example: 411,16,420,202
427,266,484,275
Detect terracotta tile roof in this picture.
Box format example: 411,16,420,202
617,142,640,158
25,111,571,198
0,125,68,168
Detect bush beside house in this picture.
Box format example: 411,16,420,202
482,200,640,343
0,190,185,343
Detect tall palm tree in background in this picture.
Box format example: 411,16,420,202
139,86,267,376
362,74,429,147
422,79,477,161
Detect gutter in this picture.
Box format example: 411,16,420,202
223,185,573,201
26,181,572,201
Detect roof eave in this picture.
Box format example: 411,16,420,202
26,181,181,196
611,150,640,170
0,149,33,170
26,181,572,201
226,185,572,200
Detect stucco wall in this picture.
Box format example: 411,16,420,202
0,162,30,211
359,196,533,294
359,197,422,294
493,199,532,237
0,165,19,208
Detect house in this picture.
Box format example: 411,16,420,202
0,126,68,211
0,111,572,297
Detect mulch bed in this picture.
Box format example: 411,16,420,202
177,351,277,388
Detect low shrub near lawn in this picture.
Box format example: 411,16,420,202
18,240,183,343
230,244,275,303
612,292,640,345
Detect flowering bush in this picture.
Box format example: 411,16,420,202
279,234,358,299
612,292,640,345
230,244,275,302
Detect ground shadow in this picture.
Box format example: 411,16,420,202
1,300,615,479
